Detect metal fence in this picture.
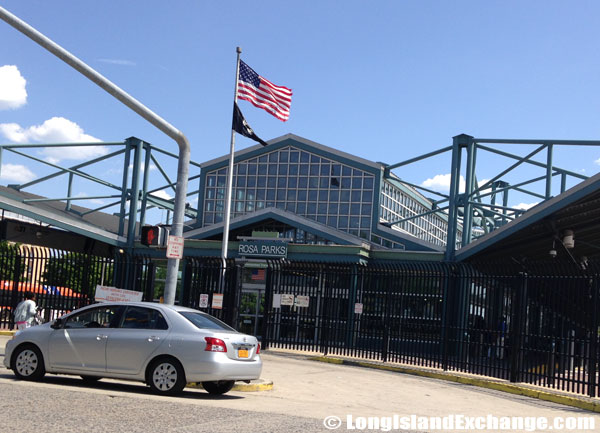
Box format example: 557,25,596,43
259,260,600,398
2,243,598,398
0,244,154,328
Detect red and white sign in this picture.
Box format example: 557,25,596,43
166,235,184,259
354,303,363,314
199,294,209,308
212,293,224,309
95,285,143,303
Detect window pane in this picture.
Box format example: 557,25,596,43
65,306,124,329
122,307,168,330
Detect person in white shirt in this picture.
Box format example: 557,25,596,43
14,292,38,330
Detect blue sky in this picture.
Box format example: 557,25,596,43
1,1,600,223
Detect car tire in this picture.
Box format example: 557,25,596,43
81,375,101,383
11,344,46,381
146,357,186,396
202,380,235,395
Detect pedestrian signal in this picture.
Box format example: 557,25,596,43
141,226,162,246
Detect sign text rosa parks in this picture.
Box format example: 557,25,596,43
238,241,287,258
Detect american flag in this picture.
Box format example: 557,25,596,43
237,60,292,122
250,268,266,281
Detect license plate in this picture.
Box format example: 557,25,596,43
238,349,249,358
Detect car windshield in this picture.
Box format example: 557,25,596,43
179,311,235,331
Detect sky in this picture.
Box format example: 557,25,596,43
1,1,600,224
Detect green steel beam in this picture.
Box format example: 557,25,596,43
386,145,452,170
477,144,587,180
17,148,126,190
473,144,546,195
383,205,450,227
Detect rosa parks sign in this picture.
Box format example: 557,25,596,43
238,241,287,258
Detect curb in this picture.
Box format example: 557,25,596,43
0,330,15,336
306,356,600,413
188,379,273,392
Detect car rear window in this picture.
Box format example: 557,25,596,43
179,311,235,331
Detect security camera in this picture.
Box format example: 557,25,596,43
549,249,557,258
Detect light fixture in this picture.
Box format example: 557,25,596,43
549,239,557,258
563,229,574,249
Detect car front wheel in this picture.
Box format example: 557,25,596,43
146,357,186,396
11,344,45,381
202,380,235,395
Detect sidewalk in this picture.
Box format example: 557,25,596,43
265,347,600,414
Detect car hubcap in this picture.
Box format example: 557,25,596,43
153,363,177,391
16,350,38,376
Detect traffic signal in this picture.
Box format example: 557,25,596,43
141,226,162,247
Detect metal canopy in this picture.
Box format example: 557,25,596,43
455,171,600,262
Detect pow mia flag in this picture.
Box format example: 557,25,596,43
232,102,268,146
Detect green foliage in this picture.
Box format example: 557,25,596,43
0,241,24,281
42,253,113,295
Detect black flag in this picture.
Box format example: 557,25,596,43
232,102,268,146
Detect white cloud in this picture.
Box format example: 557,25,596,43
0,117,107,164
512,202,539,211
150,190,173,201
421,174,466,193
97,58,136,66
0,163,36,183
0,65,27,110
421,174,492,195
128,163,157,172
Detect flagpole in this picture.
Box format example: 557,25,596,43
221,46,242,288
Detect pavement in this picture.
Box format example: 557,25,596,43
2,329,600,414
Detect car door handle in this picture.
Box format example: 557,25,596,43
148,336,160,342
96,335,108,341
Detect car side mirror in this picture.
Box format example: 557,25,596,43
51,318,63,329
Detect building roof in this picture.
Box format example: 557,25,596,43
456,170,600,262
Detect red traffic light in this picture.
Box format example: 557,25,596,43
141,226,161,246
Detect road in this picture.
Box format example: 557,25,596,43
1,336,598,432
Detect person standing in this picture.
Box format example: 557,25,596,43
14,291,38,330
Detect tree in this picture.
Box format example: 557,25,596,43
42,252,113,295
0,241,24,281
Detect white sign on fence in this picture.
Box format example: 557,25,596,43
166,235,184,259
295,295,310,308
95,285,143,303
199,294,209,308
280,294,294,306
212,293,224,309
354,303,364,314
272,294,282,309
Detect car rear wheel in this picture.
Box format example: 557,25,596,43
202,380,235,395
147,357,186,396
11,344,45,381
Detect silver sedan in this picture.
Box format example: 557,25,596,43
3,301,262,395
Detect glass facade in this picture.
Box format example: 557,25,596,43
201,143,453,249
203,146,376,241
380,180,449,246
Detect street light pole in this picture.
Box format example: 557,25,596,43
0,6,188,304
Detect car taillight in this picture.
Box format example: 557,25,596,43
204,337,227,352
256,342,261,354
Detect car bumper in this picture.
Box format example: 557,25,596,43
184,354,262,383
3,340,14,369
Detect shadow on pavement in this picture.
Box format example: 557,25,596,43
0,372,244,400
